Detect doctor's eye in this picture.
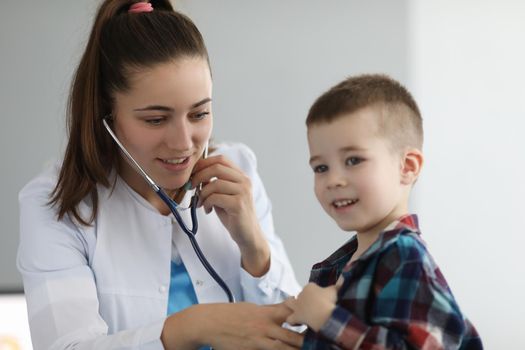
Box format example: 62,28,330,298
144,117,166,126
345,157,363,166
190,111,210,121
312,164,328,173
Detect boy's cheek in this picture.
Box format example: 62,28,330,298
314,190,328,212
313,182,324,201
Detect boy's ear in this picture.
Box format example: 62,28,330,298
400,148,424,185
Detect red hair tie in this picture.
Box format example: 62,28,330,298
129,2,153,13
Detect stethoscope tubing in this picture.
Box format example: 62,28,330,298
156,188,235,303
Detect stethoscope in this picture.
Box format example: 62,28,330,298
102,116,235,303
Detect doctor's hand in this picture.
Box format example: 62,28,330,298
162,302,304,350
207,302,304,350
191,155,271,276
285,279,342,332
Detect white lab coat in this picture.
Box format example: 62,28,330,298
17,142,300,350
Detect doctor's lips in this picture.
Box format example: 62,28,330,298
160,157,188,165
157,156,191,171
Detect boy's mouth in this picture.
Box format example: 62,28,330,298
332,198,359,208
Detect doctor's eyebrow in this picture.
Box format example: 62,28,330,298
191,98,212,109
133,105,173,112
133,98,212,112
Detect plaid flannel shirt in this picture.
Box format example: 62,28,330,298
302,215,482,350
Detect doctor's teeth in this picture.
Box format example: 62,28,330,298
164,158,185,164
333,199,357,208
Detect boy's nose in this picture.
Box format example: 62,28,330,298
326,171,348,189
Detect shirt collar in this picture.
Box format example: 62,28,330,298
312,214,421,271
356,214,421,263
383,214,420,234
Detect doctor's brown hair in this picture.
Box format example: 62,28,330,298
50,0,209,225
306,74,423,153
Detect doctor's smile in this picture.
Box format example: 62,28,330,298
158,156,191,171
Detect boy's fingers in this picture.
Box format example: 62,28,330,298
283,297,297,310
285,314,297,326
282,299,301,326
285,313,306,329
259,303,289,324
335,276,344,290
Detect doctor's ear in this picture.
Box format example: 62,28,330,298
400,148,424,185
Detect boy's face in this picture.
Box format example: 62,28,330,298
307,107,408,234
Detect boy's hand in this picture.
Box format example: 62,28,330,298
284,278,342,332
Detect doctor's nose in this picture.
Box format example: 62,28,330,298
165,118,193,150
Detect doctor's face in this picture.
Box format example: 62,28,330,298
112,57,213,195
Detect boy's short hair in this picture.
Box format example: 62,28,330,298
306,74,423,152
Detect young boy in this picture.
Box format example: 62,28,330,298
285,74,482,349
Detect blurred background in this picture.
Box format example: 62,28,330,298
1,0,523,349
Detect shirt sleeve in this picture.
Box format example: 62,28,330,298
219,143,301,304
17,172,165,350
317,236,467,350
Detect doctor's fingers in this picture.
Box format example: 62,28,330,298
260,335,304,350
262,305,304,348
199,185,255,214
264,302,296,323
201,194,254,220
258,317,303,349
197,178,246,203
193,154,239,173
192,158,249,189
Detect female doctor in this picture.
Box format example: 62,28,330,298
17,1,302,349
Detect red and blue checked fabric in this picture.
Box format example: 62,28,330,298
301,215,482,350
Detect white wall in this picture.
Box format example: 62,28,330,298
409,1,525,348
0,0,94,291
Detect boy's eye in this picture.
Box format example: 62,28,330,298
313,164,328,173
345,157,363,166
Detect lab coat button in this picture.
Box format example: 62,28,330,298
159,285,167,293
195,280,204,287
